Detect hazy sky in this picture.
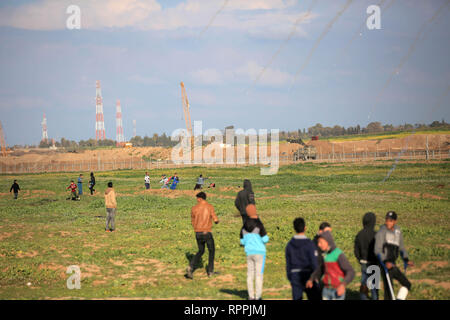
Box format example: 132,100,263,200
0,0,449,145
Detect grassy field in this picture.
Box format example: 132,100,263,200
0,161,449,300
306,130,450,142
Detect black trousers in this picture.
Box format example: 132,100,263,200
290,271,322,300
194,184,202,190
190,232,215,273
381,265,411,300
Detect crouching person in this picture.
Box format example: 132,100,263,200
240,204,269,300
306,231,355,300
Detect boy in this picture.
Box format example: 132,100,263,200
306,231,355,300
104,182,117,232
375,211,414,300
313,222,332,252
144,172,150,190
10,180,20,199
186,192,219,279
285,218,321,300
160,175,169,189
66,180,78,200
354,212,378,300
240,204,269,300
194,174,208,190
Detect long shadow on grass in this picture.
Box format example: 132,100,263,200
219,289,248,299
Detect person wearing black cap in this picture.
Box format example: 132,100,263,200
375,211,414,300
354,212,378,300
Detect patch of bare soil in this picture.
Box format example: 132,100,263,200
407,261,448,274
414,279,450,290
16,250,38,258
0,231,18,241
79,263,102,278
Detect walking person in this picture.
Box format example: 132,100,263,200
160,175,169,189
168,173,180,190
66,180,78,200
354,212,379,300
185,192,219,279
234,179,255,225
194,174,209,190
89,172,96,195
306,231,355,300
240,204,269,300
104,182,117,232
285,217,321,300
77,174,83,196
144,172,150,190
10,180,20,199
375,211,414,300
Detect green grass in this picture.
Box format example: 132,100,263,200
311,130,450,142
0,161,449,300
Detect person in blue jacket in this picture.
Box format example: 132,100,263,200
285,217,321,300
168,173,180,190
77,174,83,195
240,204,269,300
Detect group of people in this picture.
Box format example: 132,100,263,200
66,172,96,200
185,179,413,300
9,172,413,300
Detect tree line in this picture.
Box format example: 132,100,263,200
30,119,450,149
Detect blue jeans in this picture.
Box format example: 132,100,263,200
361,264,379,300
322,287,345,300
145,183,150,189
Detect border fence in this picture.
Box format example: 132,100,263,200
0,148,448,174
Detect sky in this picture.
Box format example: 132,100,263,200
0,0,449,145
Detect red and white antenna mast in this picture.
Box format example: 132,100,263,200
116,99,125,146
41,112,48,143
95,80,106,140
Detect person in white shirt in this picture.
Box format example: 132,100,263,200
144,172,150,190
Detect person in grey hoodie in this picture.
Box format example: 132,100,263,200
375,211,414,300
235,179,255,225
354,212,378,300
306,231,355,300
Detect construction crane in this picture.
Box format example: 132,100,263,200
0,121,7,157
180,82,193,137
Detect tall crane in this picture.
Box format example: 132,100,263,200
180,82,193,137
0,121,7,157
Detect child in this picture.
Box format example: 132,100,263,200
354,212,378,300
285,218,321,300
375,211,414,300
160,175,169,189
306,231,355,300
194,174,208,190
313,222,332,253
66,180,78,200
144,172,150,190
104,182,117,232
240,204,269,300
10,180,20,199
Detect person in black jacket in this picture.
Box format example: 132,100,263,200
354,212,378,300
235,179,255,225
89,172,96,195
10,180,20,199
285,218,321,300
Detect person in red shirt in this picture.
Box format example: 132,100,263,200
66,180,78,200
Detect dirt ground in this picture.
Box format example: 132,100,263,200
1,133,448,164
